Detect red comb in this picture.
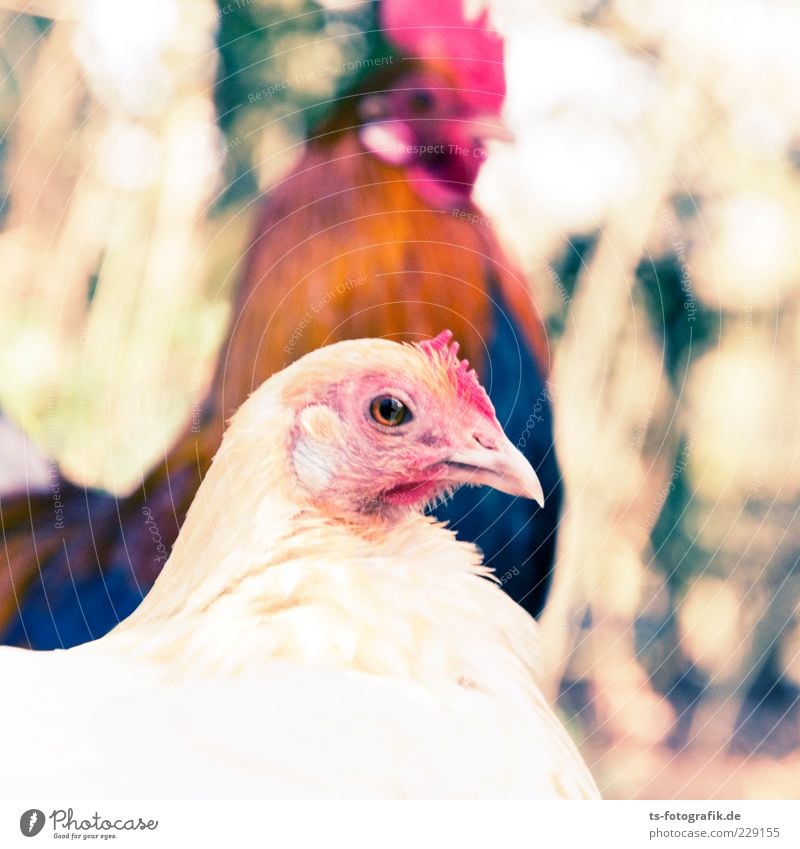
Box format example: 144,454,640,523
418,330,496,420
380,0,506,115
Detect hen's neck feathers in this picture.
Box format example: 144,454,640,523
106,365,542,705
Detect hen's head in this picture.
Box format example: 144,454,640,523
267,331,542,522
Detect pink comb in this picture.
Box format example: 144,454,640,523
418,330,496,420
380,0,506,115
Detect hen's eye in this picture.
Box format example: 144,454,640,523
370,395,411,427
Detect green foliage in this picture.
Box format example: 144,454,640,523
636,253,719,385
213,0,389,206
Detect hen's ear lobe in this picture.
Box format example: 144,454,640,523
291,405,344,494
298,404,342,442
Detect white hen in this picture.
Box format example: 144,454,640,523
0,333,598,799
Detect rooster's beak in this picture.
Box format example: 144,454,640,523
443,430,544,506
472,115,515,144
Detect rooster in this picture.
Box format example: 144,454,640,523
0,334,596,799
0,0,560,648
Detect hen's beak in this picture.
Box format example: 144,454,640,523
442,430,544,506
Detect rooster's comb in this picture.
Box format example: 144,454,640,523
417,330,495,420
380,0,506,116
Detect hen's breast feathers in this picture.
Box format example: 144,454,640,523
0,515,595,800
0,650,595,799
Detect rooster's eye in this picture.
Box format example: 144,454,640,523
410,90,434,113
370,395,411,427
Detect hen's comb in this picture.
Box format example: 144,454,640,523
418,330,496,420
380,0,506,116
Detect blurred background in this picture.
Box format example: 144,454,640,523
1,0,799,798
